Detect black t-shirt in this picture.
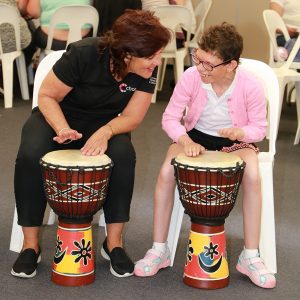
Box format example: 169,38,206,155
53,37,157,121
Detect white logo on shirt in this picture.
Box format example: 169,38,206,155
119,83,136,93
149,77,156,85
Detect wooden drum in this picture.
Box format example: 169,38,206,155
172,151,245,289
40,150,113,286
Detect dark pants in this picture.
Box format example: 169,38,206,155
14,109,136,226
276,34,286,47
33,26,93,50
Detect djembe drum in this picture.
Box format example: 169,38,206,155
172,151,245,289
40,150,113,286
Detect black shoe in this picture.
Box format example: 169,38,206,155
11,248,41,278
100,239,134,278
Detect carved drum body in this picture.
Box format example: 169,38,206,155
172,151,245,289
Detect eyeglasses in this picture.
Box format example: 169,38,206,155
190,49,233,71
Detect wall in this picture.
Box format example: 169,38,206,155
193,0,270,62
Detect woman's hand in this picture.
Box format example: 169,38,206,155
218,127,244,141
178,134,205,157
80,125,113,156
53,128,82,144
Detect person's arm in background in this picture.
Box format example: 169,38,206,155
270,1,299,38
17,0,40,19
17,0,29,16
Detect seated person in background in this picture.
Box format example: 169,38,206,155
0,0,35,66
134,22,276,289
93,0,142,36
19,0,93,51
269,0,300,46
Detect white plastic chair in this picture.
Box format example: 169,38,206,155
152,5,193,103
29,5,99,85
0,4,30,108
30,4,99,67
167,58,279,274
261,8,294,108
263,9,291,67
188,0,212,49
10,50,105,253
263,9,300,144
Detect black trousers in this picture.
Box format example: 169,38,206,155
14,109,136,226
33,26,93,51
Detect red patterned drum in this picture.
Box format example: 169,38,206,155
172,151,245,289
40,150,113,286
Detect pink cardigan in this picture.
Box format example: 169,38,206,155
162,66,267,143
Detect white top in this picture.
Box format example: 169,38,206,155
174,151,243,168
41,150,112,167
270,0,300,28
194,77,236,137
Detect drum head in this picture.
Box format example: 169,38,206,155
174,151,243,169
41,150,112,167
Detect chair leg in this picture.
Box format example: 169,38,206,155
259,161,277,274
16,54,30,101
27,63,35,86
151,63,162,103
47,209,56,225
286,82,295,105
276,77,288,138
294,82,300,145
1,56,14,108
98,210,107,236
167,188,185,266
151,83,159,103
158,58,168,91
174,56,185,83
9,207,24,253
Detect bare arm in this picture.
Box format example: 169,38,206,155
38,70,83,143
269,2,284,16
16,0,29,16
107,90,152,134
17,0,40,18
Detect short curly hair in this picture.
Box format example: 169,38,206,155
198,22,243,62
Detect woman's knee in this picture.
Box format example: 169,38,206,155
107,134,136,165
